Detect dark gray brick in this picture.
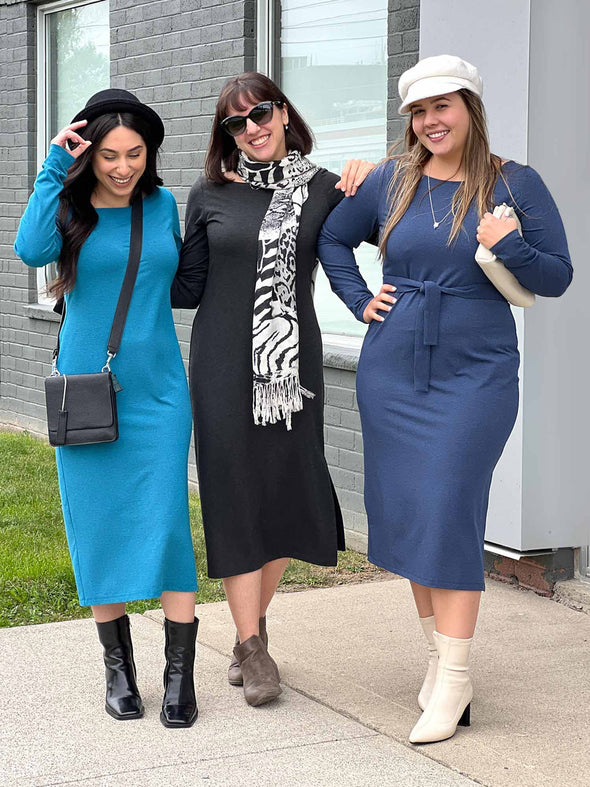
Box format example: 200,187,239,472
330,466,358,492
325,384,355,410
336,488,366,516
326,426,356,451
324,405,341,427
338,448,364,474
339,408,362,432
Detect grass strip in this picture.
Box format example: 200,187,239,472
0,431,382,628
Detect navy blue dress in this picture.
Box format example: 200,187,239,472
317,160,572,590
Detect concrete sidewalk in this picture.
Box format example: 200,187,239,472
1,578,589,786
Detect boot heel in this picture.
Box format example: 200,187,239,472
458,702,471,727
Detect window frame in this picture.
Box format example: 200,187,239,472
256,0,389,348
35,0,109,304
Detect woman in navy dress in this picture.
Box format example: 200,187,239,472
317,56,572,743
15,90,198,728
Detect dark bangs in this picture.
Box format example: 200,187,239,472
204,72,315,184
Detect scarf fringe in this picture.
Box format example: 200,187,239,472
253,375,315,431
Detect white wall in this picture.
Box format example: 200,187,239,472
419,0,531,549
521,0,590,549
420,0,589,552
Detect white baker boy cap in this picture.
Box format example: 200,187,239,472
398,54,483,114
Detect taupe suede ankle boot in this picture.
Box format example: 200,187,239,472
228,616,268,686
233,634,281,706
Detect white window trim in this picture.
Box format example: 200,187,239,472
35,0,109,304
256,0,364,350
256,0,275,76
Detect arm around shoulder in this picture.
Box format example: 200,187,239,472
171,177,210,309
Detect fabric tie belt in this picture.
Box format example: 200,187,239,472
382,276,505,392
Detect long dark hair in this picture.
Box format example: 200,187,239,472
49,112,163,299
205,72,315,184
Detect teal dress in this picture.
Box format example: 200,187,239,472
15,144,197,606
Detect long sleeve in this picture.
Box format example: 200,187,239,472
490,165,572,297
14,144,74,268
171,177,209,309
171,192,182,255
317,164,387,322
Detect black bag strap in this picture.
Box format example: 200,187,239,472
52,195,144,370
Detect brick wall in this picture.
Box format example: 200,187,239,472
387,0,420,146
0,0,419,547
0,0,256,485
0,1,48,436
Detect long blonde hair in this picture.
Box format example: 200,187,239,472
379,90,503,255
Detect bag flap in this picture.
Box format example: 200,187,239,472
45,373,116,431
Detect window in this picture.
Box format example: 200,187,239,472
259,0,388,338
36,0,110,303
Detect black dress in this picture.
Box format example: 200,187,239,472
172,170,345,578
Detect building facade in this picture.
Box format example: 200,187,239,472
1,0,588,591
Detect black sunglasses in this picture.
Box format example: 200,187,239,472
220,101,284,138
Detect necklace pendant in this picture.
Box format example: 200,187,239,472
433,221,439,229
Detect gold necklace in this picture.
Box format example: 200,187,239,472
426,174,454,229
425,164,461,229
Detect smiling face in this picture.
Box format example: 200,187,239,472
91,125,147,207
228,95,289,162
410,92,471,167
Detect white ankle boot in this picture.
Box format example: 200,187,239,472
418,615,438,710
409,631,473,744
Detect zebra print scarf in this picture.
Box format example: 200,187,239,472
237,151,319,430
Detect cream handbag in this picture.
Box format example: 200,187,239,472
475,203,535,307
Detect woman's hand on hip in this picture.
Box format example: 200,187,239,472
476,210,518,249
363,284,397,323
50,120,92,158
336,160,376,197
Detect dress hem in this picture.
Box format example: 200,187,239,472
78,583,198,607
367,553,485,592
208,549,342,580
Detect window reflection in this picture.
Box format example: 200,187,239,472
279,0,387,337
47,2,110,137
40,1,109,300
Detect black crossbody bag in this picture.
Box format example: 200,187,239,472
44,195,143,447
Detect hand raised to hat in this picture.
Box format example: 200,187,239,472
50,120,92,159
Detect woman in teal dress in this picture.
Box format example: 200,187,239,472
14,90,198,728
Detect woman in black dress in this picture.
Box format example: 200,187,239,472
172,72,373,706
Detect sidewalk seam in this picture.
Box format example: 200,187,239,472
187,634,486,787
29,733,380,787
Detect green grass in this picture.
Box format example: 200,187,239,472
0,431,383,628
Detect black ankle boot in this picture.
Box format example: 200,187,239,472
95,614,144,720
161,617,199,728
